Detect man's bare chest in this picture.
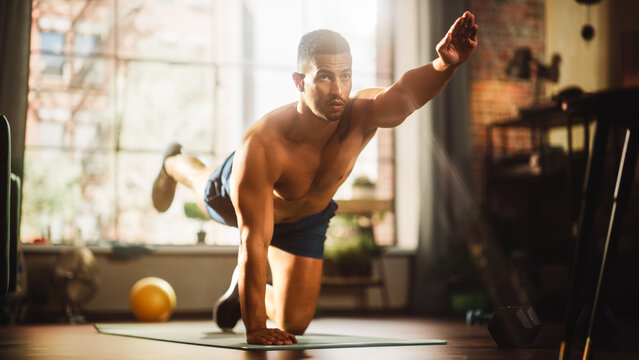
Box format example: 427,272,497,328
274,135,367,201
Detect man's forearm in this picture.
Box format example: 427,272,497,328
369,56,461,128
238,241,268,333
396,57,459,113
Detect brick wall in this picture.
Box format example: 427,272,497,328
468,0,546,201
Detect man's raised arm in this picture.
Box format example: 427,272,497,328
371,11,478,128
229,140,297,345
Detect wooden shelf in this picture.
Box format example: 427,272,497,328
334,199,393,215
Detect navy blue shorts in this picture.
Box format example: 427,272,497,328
203,152,337,259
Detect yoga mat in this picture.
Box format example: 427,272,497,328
95,322,446,351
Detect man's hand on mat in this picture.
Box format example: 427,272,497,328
247,328,298,345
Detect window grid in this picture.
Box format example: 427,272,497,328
24,0,391,246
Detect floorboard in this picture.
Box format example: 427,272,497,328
1,316,637,359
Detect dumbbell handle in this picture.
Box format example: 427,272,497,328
466,310,494,325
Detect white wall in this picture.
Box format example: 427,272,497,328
545,0,612,95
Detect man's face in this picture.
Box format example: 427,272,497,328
297,52,352,122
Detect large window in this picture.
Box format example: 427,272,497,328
24,0,393,245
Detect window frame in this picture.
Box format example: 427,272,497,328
23,0,396,247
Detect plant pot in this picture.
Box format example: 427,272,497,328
352,186,375,199
196,230,206,244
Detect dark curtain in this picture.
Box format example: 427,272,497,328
411,0,473,315
0,0,32,179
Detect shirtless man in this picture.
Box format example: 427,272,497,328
152,11,478,345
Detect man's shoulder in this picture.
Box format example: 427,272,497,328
234,132,284,181
353,87,385,100
263,102,297,121
347,89,384,132
239,118,287,163
244,103,294,140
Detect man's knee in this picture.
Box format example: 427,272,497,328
281,318,311,335
278,311,313,335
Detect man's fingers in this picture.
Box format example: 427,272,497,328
265,332,285,343
454,12,474,42
288,333,298,343
262,334,276,344
469,24,479,42
463,11,474,25
463,21,477,41
459,12,475,37
277,330,295,344
249,328,297,345
273,328,290,338
449,16,464,39
247,329,298,346
273,329,296,344
443,32,452,47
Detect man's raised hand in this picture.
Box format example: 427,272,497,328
436,11,478,68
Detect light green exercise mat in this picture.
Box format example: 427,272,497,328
94,322,446,351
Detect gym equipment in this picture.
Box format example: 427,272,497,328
95,322,446,350
465,309,493,325
487,305,542,348
129,277,176,322
559,87,639,360
1,115,20,297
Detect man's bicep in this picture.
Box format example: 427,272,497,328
354,87,385,100
231,147,277,247
370,85,416,128
236,180,273,239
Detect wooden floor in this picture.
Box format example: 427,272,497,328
1,316,637,359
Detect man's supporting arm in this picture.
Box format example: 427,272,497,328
230,140,297,345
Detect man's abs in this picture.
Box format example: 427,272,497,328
272,195,335,224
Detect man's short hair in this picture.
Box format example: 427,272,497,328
297,29,351,69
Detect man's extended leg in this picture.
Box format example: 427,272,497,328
266,246,323,334
151,143,214,214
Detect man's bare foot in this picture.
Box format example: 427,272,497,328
151,143,183,212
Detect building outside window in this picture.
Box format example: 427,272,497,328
24,0,394,246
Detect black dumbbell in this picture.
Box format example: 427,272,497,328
487,305,543,348
466,309,493,325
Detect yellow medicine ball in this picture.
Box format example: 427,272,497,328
129,277,177,322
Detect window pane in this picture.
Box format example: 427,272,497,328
301,0,378,75
117,61,215,153
27,57,116,149
249,0,303,67
249,68,298,122
34,0,114,56
212,66,245,155
39,32,66,75
116,0,215,62
21,149,116,244
115,152,238,245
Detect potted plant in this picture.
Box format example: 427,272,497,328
183,202,209,244
324,215,381,277
352,176,376,199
